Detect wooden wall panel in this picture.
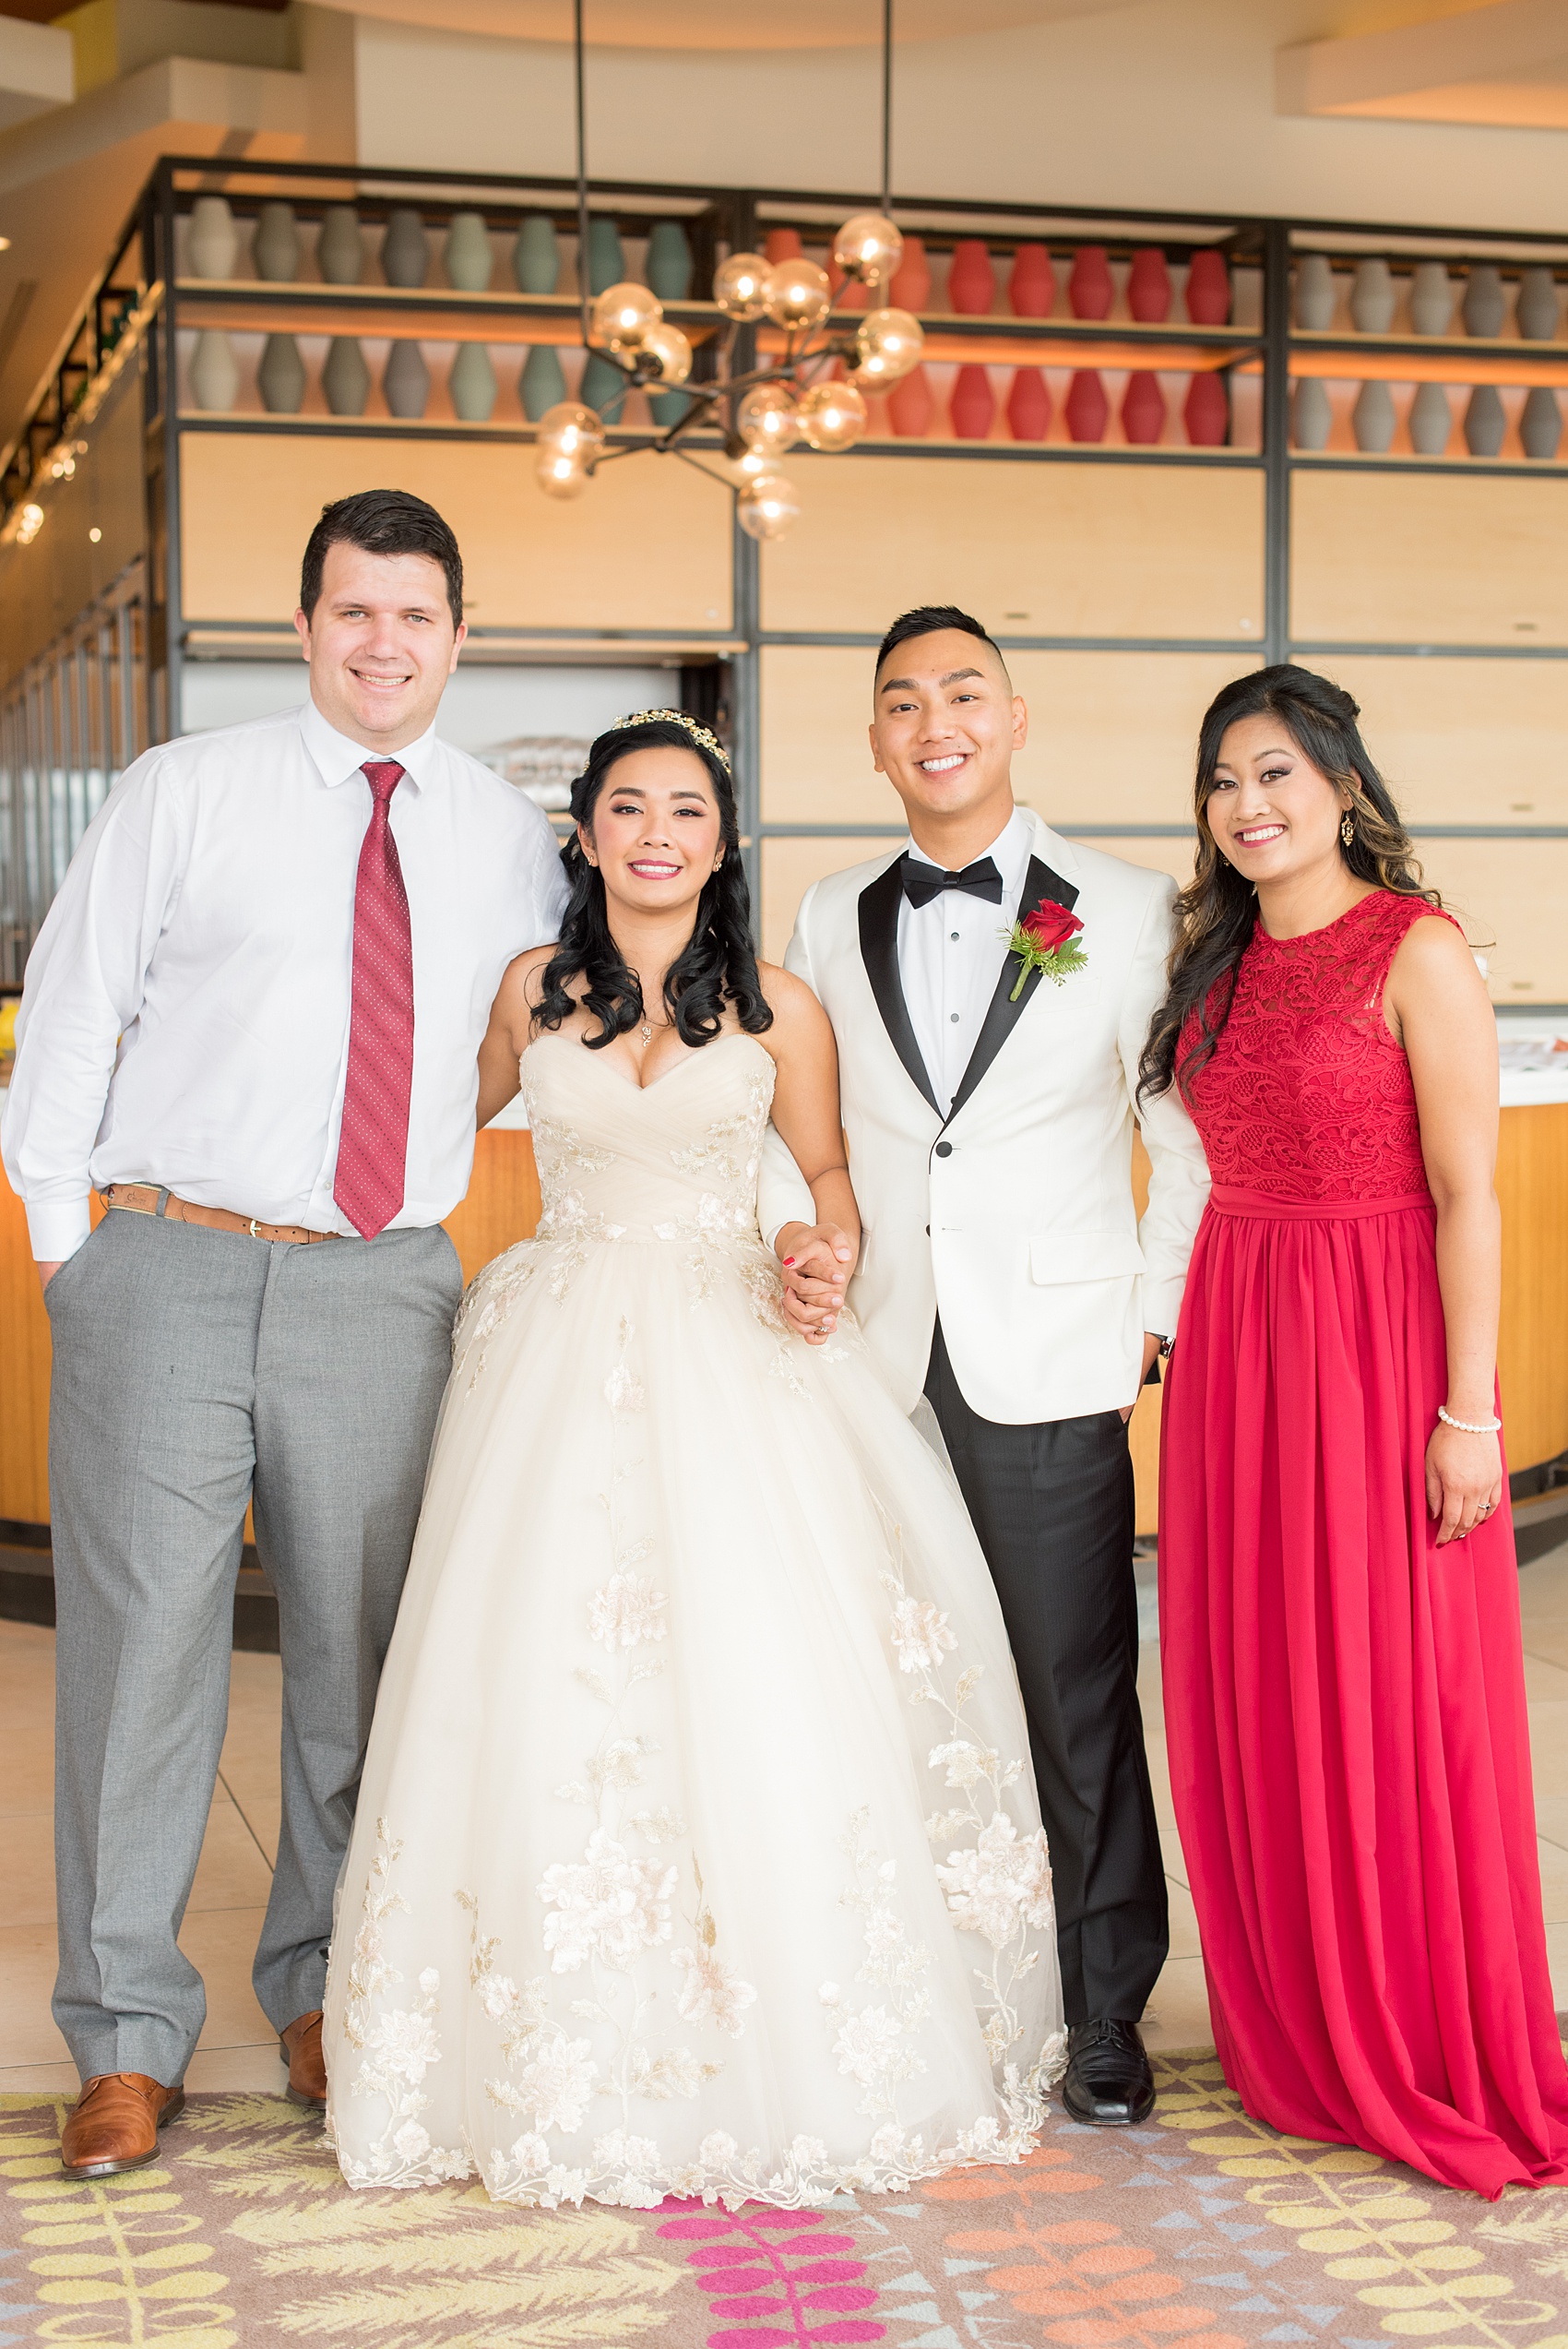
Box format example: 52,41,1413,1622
1292,471,1568,647
1499,1103,1568,1474
760,835,898,963
179,432,733,633
1316,655,1568,829
760,457,1265,642
1415,838,1568,1005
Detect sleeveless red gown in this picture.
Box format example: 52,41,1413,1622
1159,888,1568,2197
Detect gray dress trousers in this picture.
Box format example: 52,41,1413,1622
46,1205,463,2084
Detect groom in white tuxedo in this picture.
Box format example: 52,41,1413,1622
757,606,1209,2127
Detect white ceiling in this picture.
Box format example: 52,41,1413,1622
302,0,1135,50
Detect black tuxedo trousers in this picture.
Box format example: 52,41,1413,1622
923,1318,1168,2025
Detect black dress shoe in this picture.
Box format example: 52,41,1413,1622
1061,2018,1156,2127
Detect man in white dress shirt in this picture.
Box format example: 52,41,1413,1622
2,489,567,2176
757,606,1209,2129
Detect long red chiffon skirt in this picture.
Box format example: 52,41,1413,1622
1159,1186,1568,2197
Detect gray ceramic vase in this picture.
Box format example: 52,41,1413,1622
1291,376,1332,448
449,342,497,421
645,220,694,301
252,201,300,283
519,343,568,419
1408,381,1452,455
1464,382,1506,456
586,218,624,296
317,206,363,286
1463,265,1505,339
323,337,371,416
1349,258,1396,333
513,215,560,294
1351,379,1396,452
1520,386,1562,460
187,196,238,280
189,329,240,411
257,332,306,413
1409,262,1455,336
382,209,429,290
1293,255,1336,331
445,211,493,292
1516,267,1561,342
384,339,430,417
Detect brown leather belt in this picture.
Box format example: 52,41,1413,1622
100,1184,339,1246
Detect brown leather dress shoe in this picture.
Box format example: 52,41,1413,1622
279,2009,327,2110
60,2072,185,2177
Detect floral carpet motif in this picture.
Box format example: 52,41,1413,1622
5,2054,1568,2347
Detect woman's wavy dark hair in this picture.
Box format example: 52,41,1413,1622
1139,663,1439,1106
533,715,774,1050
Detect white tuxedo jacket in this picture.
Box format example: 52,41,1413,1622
756,810,1211,1425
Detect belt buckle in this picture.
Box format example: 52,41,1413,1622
248,1217,261,1240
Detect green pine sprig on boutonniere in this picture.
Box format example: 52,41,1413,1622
1005,898,1087,1000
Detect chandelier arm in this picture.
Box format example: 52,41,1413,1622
670,447,741,492
573,0,592,353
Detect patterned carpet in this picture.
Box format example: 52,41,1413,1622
6,2055,1568,2348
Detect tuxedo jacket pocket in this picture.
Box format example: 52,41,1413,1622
1028,1231,1146,1283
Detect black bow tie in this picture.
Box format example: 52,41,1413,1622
899,853,1004,911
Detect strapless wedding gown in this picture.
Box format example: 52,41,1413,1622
323,1031,1065,2211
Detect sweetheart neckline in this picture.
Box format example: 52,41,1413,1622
525,1029,774,1097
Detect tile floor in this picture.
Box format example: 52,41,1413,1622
3,1538,1566,2093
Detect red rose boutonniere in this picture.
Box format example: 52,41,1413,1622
1005,898,1087,1000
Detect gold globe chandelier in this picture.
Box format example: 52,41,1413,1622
537,0,922,537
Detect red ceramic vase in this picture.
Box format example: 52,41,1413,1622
1184,248,1231,325
1127,247,1171,324
1009,243,1056,319
1064,368,1110,441
825,258,868,310
1068,245,1114,320
890,234,932,313
1006,366,1051,440
887,364,934,437
1183,370,1229,445
1121,369,1166,444
947,240,995,316
950,363,996,438
764,227,803,262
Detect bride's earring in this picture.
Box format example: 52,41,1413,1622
1340,809,1355,848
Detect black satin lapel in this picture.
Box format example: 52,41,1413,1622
858,863,941,1115
944,855,1080,1127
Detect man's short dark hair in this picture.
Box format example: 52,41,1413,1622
874,603,1006,679
300,489,463,626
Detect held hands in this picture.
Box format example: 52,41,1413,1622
1123,1331,1164,1423
776,1222,856,1345
1425,1419,1503,1545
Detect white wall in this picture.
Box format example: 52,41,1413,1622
179,661,671,752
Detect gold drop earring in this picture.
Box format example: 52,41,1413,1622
1340,810,1355,848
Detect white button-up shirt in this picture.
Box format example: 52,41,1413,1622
897,805,1034,1115
2,696,569,1259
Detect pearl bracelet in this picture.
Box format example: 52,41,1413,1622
1437,1405,1503,1435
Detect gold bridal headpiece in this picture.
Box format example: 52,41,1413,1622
618,709,731,772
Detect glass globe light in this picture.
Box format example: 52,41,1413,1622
536,401,606,466
852,306,924,387
713,251,770,321
832,212,904,291
736,471,801,541
637,321,694,385
537,447,590,499
590,280,662,352
764,256,832,334
736,381,802,456
797,379,868,452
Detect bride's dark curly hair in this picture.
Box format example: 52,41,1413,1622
533,714,774,1050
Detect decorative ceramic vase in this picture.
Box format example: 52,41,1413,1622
763,227,802,262
445,210,493,292
889,235,932,313
587,218,624,294
323,336,371,415
1463,382,1505,455
520,342,568,420
1007,243,1054,318
257,332,306,413
1067,245,1112,320
187,196,238,280
1184,371,1229,445
825,258,868,311
1517,267,1560,342
1122,369,1166,444
648,386,688,426
382,209,429,289
1521,385,1562,459
645,220,694,300
1293,255,1336,331
1349,258,1396,333
886,364,934,436
383,339,430,417
449,341,497,421
950,363,995,437
1462,264,1505,339
947,240,996,315
317,205,363,286
1184,249,1230,325
1064,368,1109,442
1409,262,1455,336
1127,248,1171,324
1006,366,1051,440
1408,380,1452,455
1291,376,1332,449
252,201,300,283
513,215,560,294
580,350,625,415
189,329,239,411
1351,379,1396,451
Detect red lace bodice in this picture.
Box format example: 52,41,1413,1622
1180,890,1456,1204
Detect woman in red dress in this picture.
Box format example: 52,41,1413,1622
1144,663,1568,2197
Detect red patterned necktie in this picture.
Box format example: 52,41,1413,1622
334,760,413,1241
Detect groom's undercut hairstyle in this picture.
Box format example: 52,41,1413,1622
874,604,1011,687
300,488,464,627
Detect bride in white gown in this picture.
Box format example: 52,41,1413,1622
323,710,1065,2211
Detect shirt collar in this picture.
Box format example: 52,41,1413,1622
905,804,1031,896
299,695,443,794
